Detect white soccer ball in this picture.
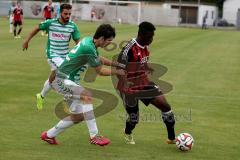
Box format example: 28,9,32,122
176,133,194,151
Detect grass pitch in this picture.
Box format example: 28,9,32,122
0,18,239,160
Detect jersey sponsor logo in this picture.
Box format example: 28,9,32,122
49,31,71,41
140,56,149,64
52,33,70,39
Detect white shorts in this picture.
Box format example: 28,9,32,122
51,77,86,114
9,16,13,24
67,99,87,114
47,57,65,71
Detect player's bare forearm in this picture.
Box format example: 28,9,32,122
26,26,40,42
145,63,154,74
49,70,56,83
22,26,40,51
95,65,125,76
74,39,80,45
100,56,120,67
21,15,23,22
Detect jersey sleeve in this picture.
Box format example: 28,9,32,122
85,47,101,67
43,6,47,12
117,47,133,69
87,55,101,67
13,8,16,14
39,19,52,31
72,23,81,41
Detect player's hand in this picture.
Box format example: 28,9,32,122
80,90,93,104
114,61,126,69
22,40,29,51
124,81,134,88
116,69,126,76
147,67,154,75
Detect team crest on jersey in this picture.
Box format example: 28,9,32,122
140,56,149,64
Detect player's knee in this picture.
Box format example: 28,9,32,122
157,96,172,112
71,113,84,123
162,102,172,112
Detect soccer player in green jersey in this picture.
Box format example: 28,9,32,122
23,4,80,110
41,24,125,146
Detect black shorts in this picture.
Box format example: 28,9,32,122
120,82,163,108
14,21,22,26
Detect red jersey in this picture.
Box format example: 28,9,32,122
13,7,23,22
43,5,54,19
117,39,150,94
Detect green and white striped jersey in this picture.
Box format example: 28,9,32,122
57,36,101,84
39,19,80,59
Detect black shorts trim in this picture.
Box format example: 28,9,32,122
120,82,163,107
14,21,22,26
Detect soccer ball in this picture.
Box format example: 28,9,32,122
176,133,194,151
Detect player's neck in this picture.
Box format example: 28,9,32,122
59,18,68,25
136,38,145,47
93,39,100,48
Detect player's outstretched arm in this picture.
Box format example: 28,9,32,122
100,56,122,68
74,39,80,45
22,26,40,51
95,65,125,76
145,63,154,74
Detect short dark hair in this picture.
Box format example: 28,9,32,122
60,4,72,13
93,24,116,39
138,21,156,35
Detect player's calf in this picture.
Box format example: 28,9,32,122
162,110,176,141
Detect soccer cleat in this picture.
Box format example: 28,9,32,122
14,36,18,39
167,139,176,144
17,35,21,38
41,131,58,145
90,135,110,146
36,93,44,110
124,133,135,144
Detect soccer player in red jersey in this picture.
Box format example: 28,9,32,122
117,21,176,144
43,0,54,20
42,0,54,36
13,2,23,38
